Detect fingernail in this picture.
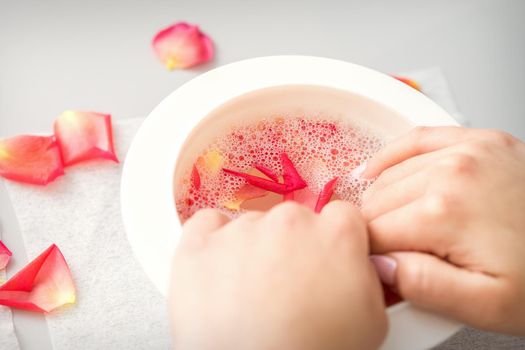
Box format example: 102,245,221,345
351,161,367,179
370,255,397,286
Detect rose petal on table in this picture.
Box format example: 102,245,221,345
152,22,214,70
223,184,268,211
0,135,64,185
54,110,118,166
0,244,75,313
392,75,422,91
0,241,12,270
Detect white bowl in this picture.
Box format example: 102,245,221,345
121,56,461,349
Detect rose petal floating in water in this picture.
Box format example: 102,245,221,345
0,244,75,313
152,22,214,70
223,152,307,194
284,187,318,209
0,241,12,270
0,135,64,185
284,177,338,213
197,149,224,175
392,75,421,92
223,184,268,211
223,168,290,194
280,153,307,190
314,177,338,213
254,164,279,182
191,164,201,190
54,110,118,166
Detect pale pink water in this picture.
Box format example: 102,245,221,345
175,116,384,221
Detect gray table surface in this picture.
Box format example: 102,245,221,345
1,0,524,349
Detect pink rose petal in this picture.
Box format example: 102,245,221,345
392,75,421,91
254,164,279,182
152,22,214,70
314,177,338,213
283,187,318,210
54,110,118,166
0,135,64,185
223,184,268,211
191,164,201,190
0,241,12,270
0,244,75,313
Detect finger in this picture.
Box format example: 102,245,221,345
368,197,457,256
363,126,471,178
321,200,368,256
223,210,265,239
180,209,231,245
263,201,315,231
236,210,265,223
363,149,446,200
374,252,503,330
362,169,429,221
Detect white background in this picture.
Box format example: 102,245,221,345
1,0,524,348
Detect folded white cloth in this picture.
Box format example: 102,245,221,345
3,68,523,349
4,118,171,349
397,67,465,125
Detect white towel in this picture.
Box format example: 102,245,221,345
4,118,171,349
0,229,20,350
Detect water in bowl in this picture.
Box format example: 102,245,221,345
175,115,383,220
172,85,411,306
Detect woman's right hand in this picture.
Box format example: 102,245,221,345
362,127,525,334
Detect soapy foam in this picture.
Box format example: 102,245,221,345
175,116,384,221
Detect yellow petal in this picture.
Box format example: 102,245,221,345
198,149,224,174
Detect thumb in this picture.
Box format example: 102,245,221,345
371,252,502,328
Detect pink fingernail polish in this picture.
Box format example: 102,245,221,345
370,255,397,286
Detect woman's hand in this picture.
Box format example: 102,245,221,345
362,126,525,334
170,201,387,350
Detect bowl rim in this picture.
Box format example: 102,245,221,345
121,55,461,349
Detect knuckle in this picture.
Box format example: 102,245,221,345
441,154,477,177
486,130,517,147
324,201,364,230
466,139,491,154
275,201,305,216
235,211,262,227
412,126,432,137
267,202,308,228
410,126,432,147
329,213,362,239
238,211,261,221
